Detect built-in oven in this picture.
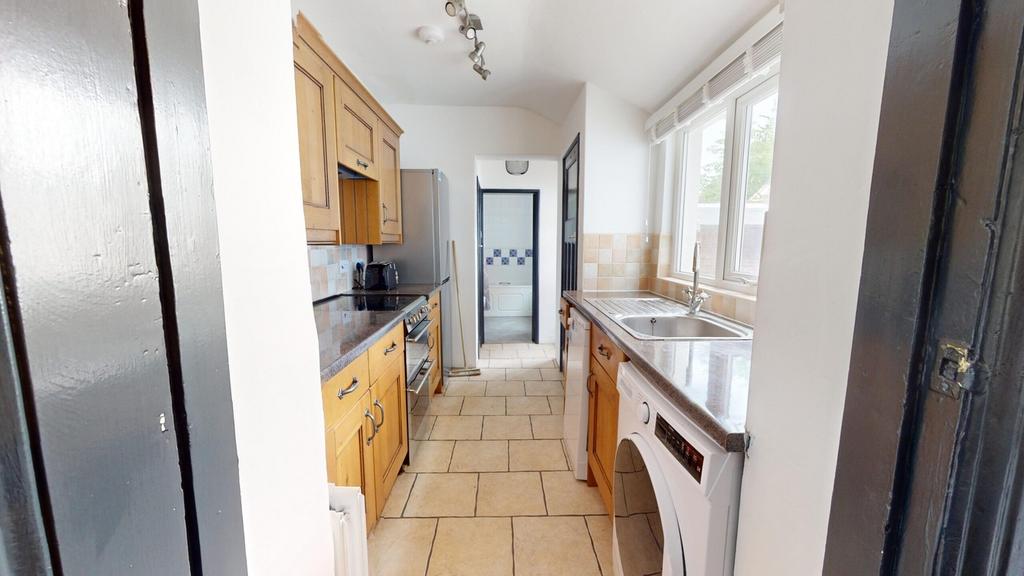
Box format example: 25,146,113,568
403,301,433,459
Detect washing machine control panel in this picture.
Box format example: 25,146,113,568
655,414,704,483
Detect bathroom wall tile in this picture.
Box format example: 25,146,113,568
583,263,598,279
627,234,642,250
599,234,614,249
583,278,597,290
597,263,613,277
626,249,641,263
583,249,598,263
624,263,640,278
582,234,599,249
597,277,613,290
612,249,626,263
597,249,612,264
612,234,627,250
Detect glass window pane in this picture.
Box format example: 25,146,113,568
736,90,777,277
679,112,726,277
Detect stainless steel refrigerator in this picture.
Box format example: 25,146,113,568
375,169,453,380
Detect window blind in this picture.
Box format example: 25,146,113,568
649,21,783,142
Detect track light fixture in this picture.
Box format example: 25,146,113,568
468,40,485,64
443,1,491,80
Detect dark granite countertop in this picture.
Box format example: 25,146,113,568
563,290,751,452
340,280,447,297
314,294,426,383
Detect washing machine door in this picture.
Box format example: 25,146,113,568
613,434,685,576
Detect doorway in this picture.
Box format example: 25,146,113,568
477,189,540,344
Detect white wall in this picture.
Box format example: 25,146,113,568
198,2,334,574
390,105,561,364
733,1,894,574
579,83,650,235
477,159,560,342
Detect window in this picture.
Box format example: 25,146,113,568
670,74,779,290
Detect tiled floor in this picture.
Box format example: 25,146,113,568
368,342,611,576
483,316,532,344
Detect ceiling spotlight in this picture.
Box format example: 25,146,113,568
444,0,465,17
473,62,491,80
460,13,483,39
468,40,485,64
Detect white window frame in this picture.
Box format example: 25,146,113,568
669,70,780,294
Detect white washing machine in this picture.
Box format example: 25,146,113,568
612,362,743,576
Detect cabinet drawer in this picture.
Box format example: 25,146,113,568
322,353,370,425
368,323,405,383
590,324,627,382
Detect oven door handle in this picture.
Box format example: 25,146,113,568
406,317,433,343
407,360,434,395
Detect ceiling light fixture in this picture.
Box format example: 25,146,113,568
444,0,465,17
416,25,445,45
468,40,485,64
443,1,491,80
459,14,483,39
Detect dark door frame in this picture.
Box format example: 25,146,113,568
825,0,1024,573
559,135,581,372
477,187,541,345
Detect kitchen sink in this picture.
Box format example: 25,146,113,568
618,314,751,340
585,296,753,341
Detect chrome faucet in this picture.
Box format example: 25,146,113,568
687,242,710,315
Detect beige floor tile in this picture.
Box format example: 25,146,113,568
509,440,569,471
381,472,416,518
461,396,505,416
429,416,483,440
427,517,513,576
445,380,487,397
449,440,509,472
525,380,563,396
506,396,552,416
487,348,518,359
520,358,557,369
615,513,663,574
516,348,547,358
585,515,613,576
542,471,606,515
368,518,437,576
467,368,507,381
476,472,546,516
427,396,465,415
403,473,479,517
487,358,522,368
405,441,454,473
513,516,601,576
548,396,564,415
482,415,534,440
413,416,436,440
486,381,525,396
502,342,528,350
539,368,563,381
530,415,564,440
507,368,541,381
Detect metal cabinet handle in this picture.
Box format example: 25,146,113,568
357,159,369,169
337,377,360,399
428,333,435,350
373,399,385,432
586,373,595,396
597,344,612,360
364,409,378,445
384,342,398,355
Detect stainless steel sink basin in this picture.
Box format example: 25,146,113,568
585,296,753,341
618,314,751,340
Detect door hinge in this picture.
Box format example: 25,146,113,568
930,340,974,400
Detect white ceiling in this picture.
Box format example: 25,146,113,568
294,0,778,122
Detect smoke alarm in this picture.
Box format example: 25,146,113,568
417,25,445,45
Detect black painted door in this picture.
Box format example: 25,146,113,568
825,0,1024,573
0,1,196,573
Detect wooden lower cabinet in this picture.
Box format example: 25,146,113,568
322,341,408,531
587,324,624,516
370,358,408,515
325,390,377,531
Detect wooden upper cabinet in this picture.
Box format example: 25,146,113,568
293,37,340,244
378,121,402,242
335,80,379,180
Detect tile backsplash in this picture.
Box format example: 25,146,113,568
579,232,756,325
308,244,368,302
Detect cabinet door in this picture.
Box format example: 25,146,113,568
371,359,409,514
327,392,378,531
378,121,402,242
293,37,340,244
587,360,619,514
335,80,379,179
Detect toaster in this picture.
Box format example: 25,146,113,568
363,261,399,291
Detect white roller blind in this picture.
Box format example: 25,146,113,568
649,21,783,142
